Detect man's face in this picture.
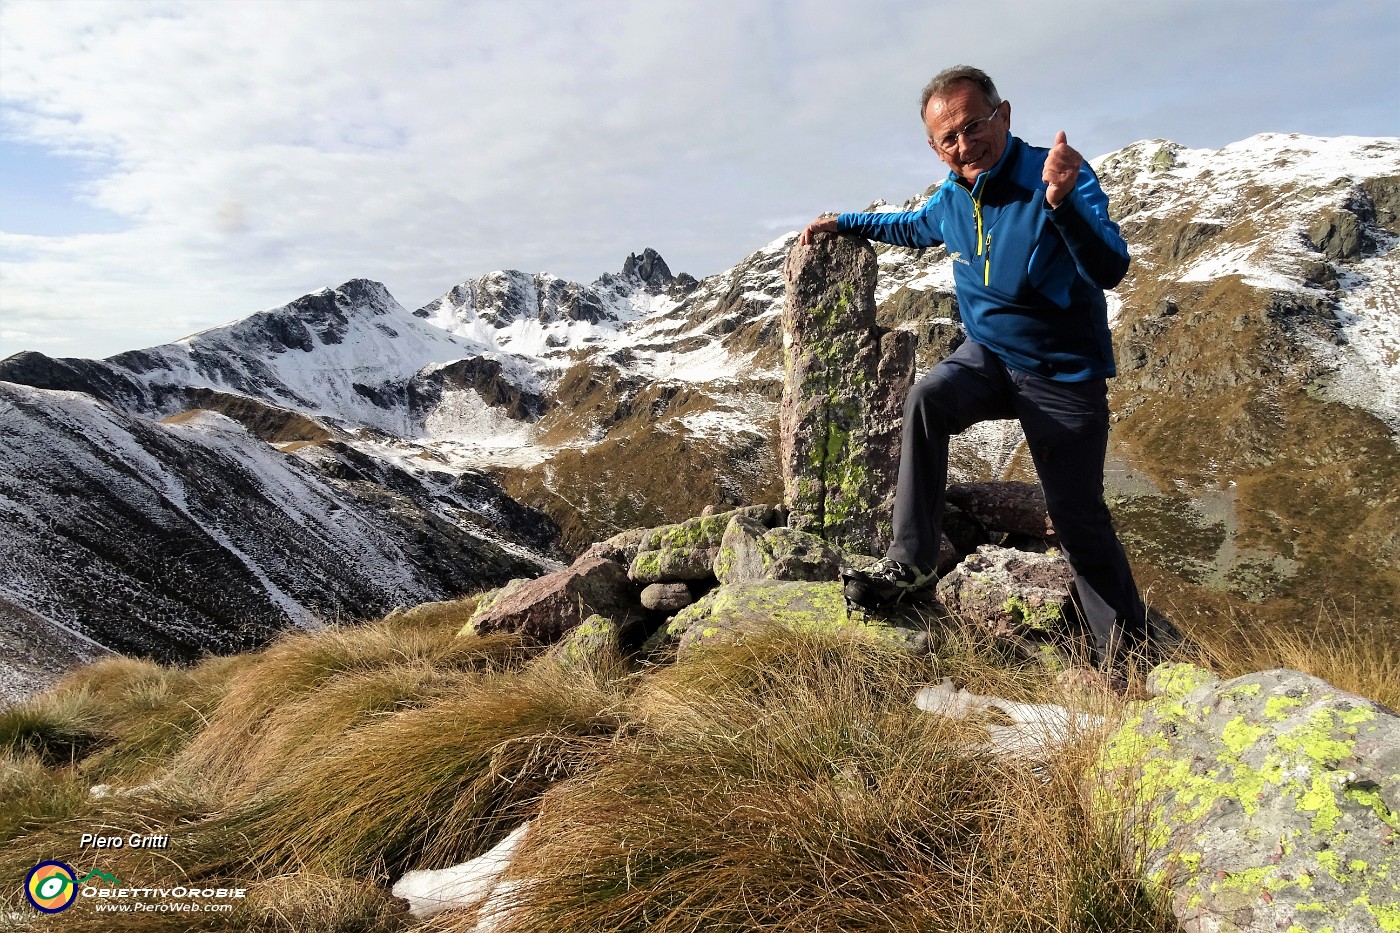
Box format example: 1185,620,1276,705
924,81,1009,184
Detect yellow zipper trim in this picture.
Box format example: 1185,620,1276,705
973,189,984,256
955,180,989,283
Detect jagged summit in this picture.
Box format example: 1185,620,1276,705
414,248,702,364
619,247,698,295
621,247,670,285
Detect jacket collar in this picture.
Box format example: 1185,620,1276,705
946,132,1019,196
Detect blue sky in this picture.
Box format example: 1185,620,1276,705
1,0,1397,360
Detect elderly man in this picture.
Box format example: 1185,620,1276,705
801,65,1149,669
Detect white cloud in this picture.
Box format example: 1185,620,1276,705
1,0,1397,359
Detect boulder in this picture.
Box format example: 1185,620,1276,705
469,554,636,643
628,505,780,583
935,545,1076,640
941,504,990,560
1090,665,1400,933
548,614,621,669
655,580,927,657
945,481,1055,540
582,526,652,565
640,583,693,613
781,233,915,556
1308,207,1367,262
713,514,842,585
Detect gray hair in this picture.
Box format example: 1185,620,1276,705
920,66,1001,121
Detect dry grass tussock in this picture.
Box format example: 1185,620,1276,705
1179,606,1400,708
188,646,631,880
172,597,529,798
489,631,1172,933
12,591,1394,932
0,654,246,781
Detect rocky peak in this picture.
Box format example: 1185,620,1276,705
621,248,673,290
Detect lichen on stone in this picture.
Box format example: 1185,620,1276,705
1089,668,1400,932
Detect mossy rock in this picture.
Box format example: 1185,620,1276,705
656,581,927,658
629,505,780,583
1089,667,1400,933
547,614,621,670
713,514,842,584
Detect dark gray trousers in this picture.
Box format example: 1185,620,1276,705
888,339,1147,665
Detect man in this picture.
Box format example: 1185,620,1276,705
800,65,1149,669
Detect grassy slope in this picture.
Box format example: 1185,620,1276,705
3,594,1396,932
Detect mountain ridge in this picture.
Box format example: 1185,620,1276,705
2,132,1398,696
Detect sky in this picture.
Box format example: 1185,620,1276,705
1,0,1397,361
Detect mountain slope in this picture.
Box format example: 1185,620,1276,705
1094,134,1400,623
0,382,557,664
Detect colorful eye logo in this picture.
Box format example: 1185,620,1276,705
25,861,78,913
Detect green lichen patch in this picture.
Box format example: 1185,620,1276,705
999,594,1064,631
1146,662,1220,699
1090,669,1400,932
663,581,924,658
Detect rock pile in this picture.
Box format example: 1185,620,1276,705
463,504,925,660
462,478,1082,665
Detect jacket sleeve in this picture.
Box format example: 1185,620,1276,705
1044,163,1129,289
836,197,945,249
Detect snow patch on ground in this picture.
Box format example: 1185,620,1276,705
1319,244,1400,432
1105,291,1123,327
422,387,538,448
678,407,768,442
393,822,530,925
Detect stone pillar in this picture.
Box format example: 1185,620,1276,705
781,233,915,556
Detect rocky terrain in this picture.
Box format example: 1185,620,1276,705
1,133,1397,693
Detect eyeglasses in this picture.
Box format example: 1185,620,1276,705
931,103,1003,153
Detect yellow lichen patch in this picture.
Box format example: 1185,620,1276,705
1091,670,1400,930
1148,662,1218,699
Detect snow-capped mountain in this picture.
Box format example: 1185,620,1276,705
2,133,1396,695
1097,134,1400,432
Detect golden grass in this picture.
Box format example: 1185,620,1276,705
172,607,532,799
189,650,630,880
486,632,1172,933
1182,606,1400,708
4,592,1392,933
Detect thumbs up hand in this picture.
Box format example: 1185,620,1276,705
1042,130,1083,209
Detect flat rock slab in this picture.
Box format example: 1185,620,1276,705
1091,663,1400,933
657,580,928,657
469,554,635,643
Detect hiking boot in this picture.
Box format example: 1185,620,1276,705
844,558,936,610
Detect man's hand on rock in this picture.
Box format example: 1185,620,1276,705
799,214,839,245
1042,131,1083,209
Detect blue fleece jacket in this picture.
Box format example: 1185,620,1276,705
837,133,1128,381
